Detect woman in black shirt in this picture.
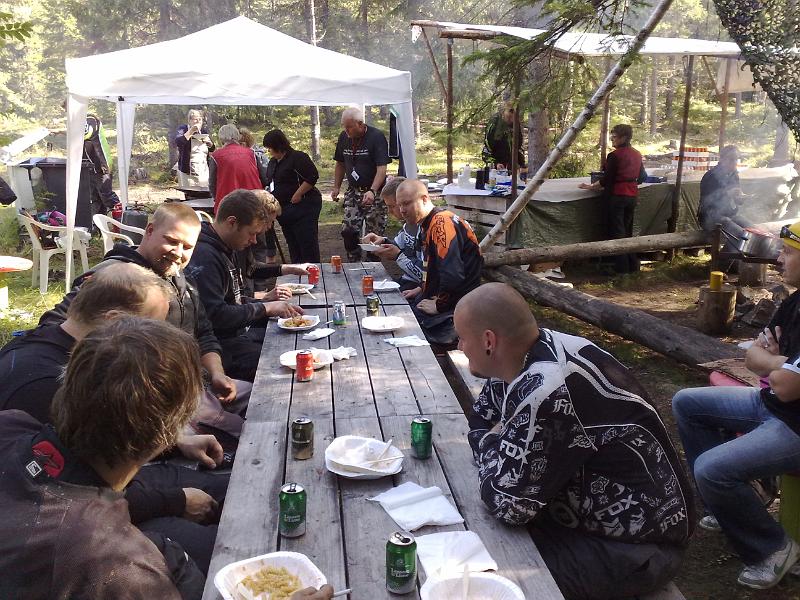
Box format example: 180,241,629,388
262,129,322,263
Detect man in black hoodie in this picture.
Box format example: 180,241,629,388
39,202,249,439
187,189,308,382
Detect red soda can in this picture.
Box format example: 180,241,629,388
331,255,342,273
362,275,374,296
307,265,320,285
296,351,314,382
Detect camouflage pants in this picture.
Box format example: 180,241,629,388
341,186,388,261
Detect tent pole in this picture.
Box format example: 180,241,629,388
478,0,675,251
669,54,695,234
599,57,612,170
718,58,732,150
446,37,454,184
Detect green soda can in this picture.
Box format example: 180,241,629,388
279,482,306,538
410,417,432,459
386,531,417,594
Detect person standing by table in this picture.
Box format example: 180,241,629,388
208,124,267,214
579,123,646,274
262,129,322,263
175,109,215,194
331,106,390,262
481,101,526,172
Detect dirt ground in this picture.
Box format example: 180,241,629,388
128,185,800,598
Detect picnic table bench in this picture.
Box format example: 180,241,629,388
202,262,564,599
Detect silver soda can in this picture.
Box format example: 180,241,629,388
333,301,347,325
291,417,314,460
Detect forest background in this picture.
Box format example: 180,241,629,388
0,0,795,187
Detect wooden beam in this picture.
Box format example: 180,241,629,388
482,230,712,267
420,27,448,102
483,265,742,366
446,38,454,184
669,54,695,234
718,58,732,150
439,29,498,41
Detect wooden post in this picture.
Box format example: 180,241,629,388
668,54,695,234
599,56,612,170
697,284,737,334
511,78,520,200
718,58,732,150
446,37,454,184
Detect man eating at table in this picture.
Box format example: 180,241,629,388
394,178,482,346
187,189,308,382
455,283,694,600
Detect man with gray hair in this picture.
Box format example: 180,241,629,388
209,123,268,213
332,106,390,262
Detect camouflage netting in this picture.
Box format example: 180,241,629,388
713,0,800,142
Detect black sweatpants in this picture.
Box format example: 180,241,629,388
277,195,322,263
607,194,639,273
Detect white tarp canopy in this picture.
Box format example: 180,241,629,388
413,20,741,58
63,16,417,283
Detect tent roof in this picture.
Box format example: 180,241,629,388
414,20,741,58
66,16,412,106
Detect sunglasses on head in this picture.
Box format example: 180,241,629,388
780,225,800,245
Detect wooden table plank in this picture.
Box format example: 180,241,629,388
383,305,463,416
320,261,355,306
290,308,334,420
246,317,295,423
431,413,565,599
334,417,421,599
202,421,286,600
355,305,421,417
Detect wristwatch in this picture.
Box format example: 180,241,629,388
369,189,378,195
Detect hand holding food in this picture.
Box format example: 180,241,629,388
265,301,303,319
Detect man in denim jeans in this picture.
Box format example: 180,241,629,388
672,220,800,590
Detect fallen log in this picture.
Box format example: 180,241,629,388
483,231,712,268
483,265,742,366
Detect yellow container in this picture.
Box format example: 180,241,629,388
709,271,724,291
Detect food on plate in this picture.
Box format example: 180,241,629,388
284,283,311,293
282,317,315,328
238,566,302,599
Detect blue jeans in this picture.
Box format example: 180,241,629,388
672,386,800,563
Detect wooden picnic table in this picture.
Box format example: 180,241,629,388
202,262,564,599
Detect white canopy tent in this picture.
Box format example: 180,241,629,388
63,16,417,284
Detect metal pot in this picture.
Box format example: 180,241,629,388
738,229,781,259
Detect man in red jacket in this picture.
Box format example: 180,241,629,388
209,123,267,213
580,123,646,273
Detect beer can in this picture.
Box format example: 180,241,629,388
362,275,374,296
307,265,320,285
333,301,347,326
366,294,380,316
331,255,342,273
291,417,314,460
295,350,314,382
410,417,432,459
279,482,306,537
386,531,417,594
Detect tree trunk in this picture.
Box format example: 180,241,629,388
735,92,742,118
665,55,676,122
528,59,550,173
482,230,712,267
483,266,741,365
772,117,791,166
306,0,321,160
649,59,658,135
639,66,649,125
360,0,369,60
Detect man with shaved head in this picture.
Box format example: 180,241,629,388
396,178,482,345
455,283,694,600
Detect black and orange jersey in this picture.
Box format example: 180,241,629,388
419,207,483,313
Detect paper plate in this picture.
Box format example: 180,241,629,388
283,283,315,295
362,315,404,332
277,315,320,332
280,348,334,370
420,572,525,600
359,243,382,252
214,551,326,600
325,435,404,479
374,280,401,292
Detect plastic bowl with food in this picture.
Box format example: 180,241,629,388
277,315,320,331
214,551,326,600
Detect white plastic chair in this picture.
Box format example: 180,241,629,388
197,210,214,223
92,213,147,254
17,212,90,294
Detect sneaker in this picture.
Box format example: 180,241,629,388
737,538,800,589
699,515,722,532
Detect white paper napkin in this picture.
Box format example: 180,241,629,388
302,328,335,340
384,335,430,347
369,481,464,531
330,346,357,360
416,531,497,577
